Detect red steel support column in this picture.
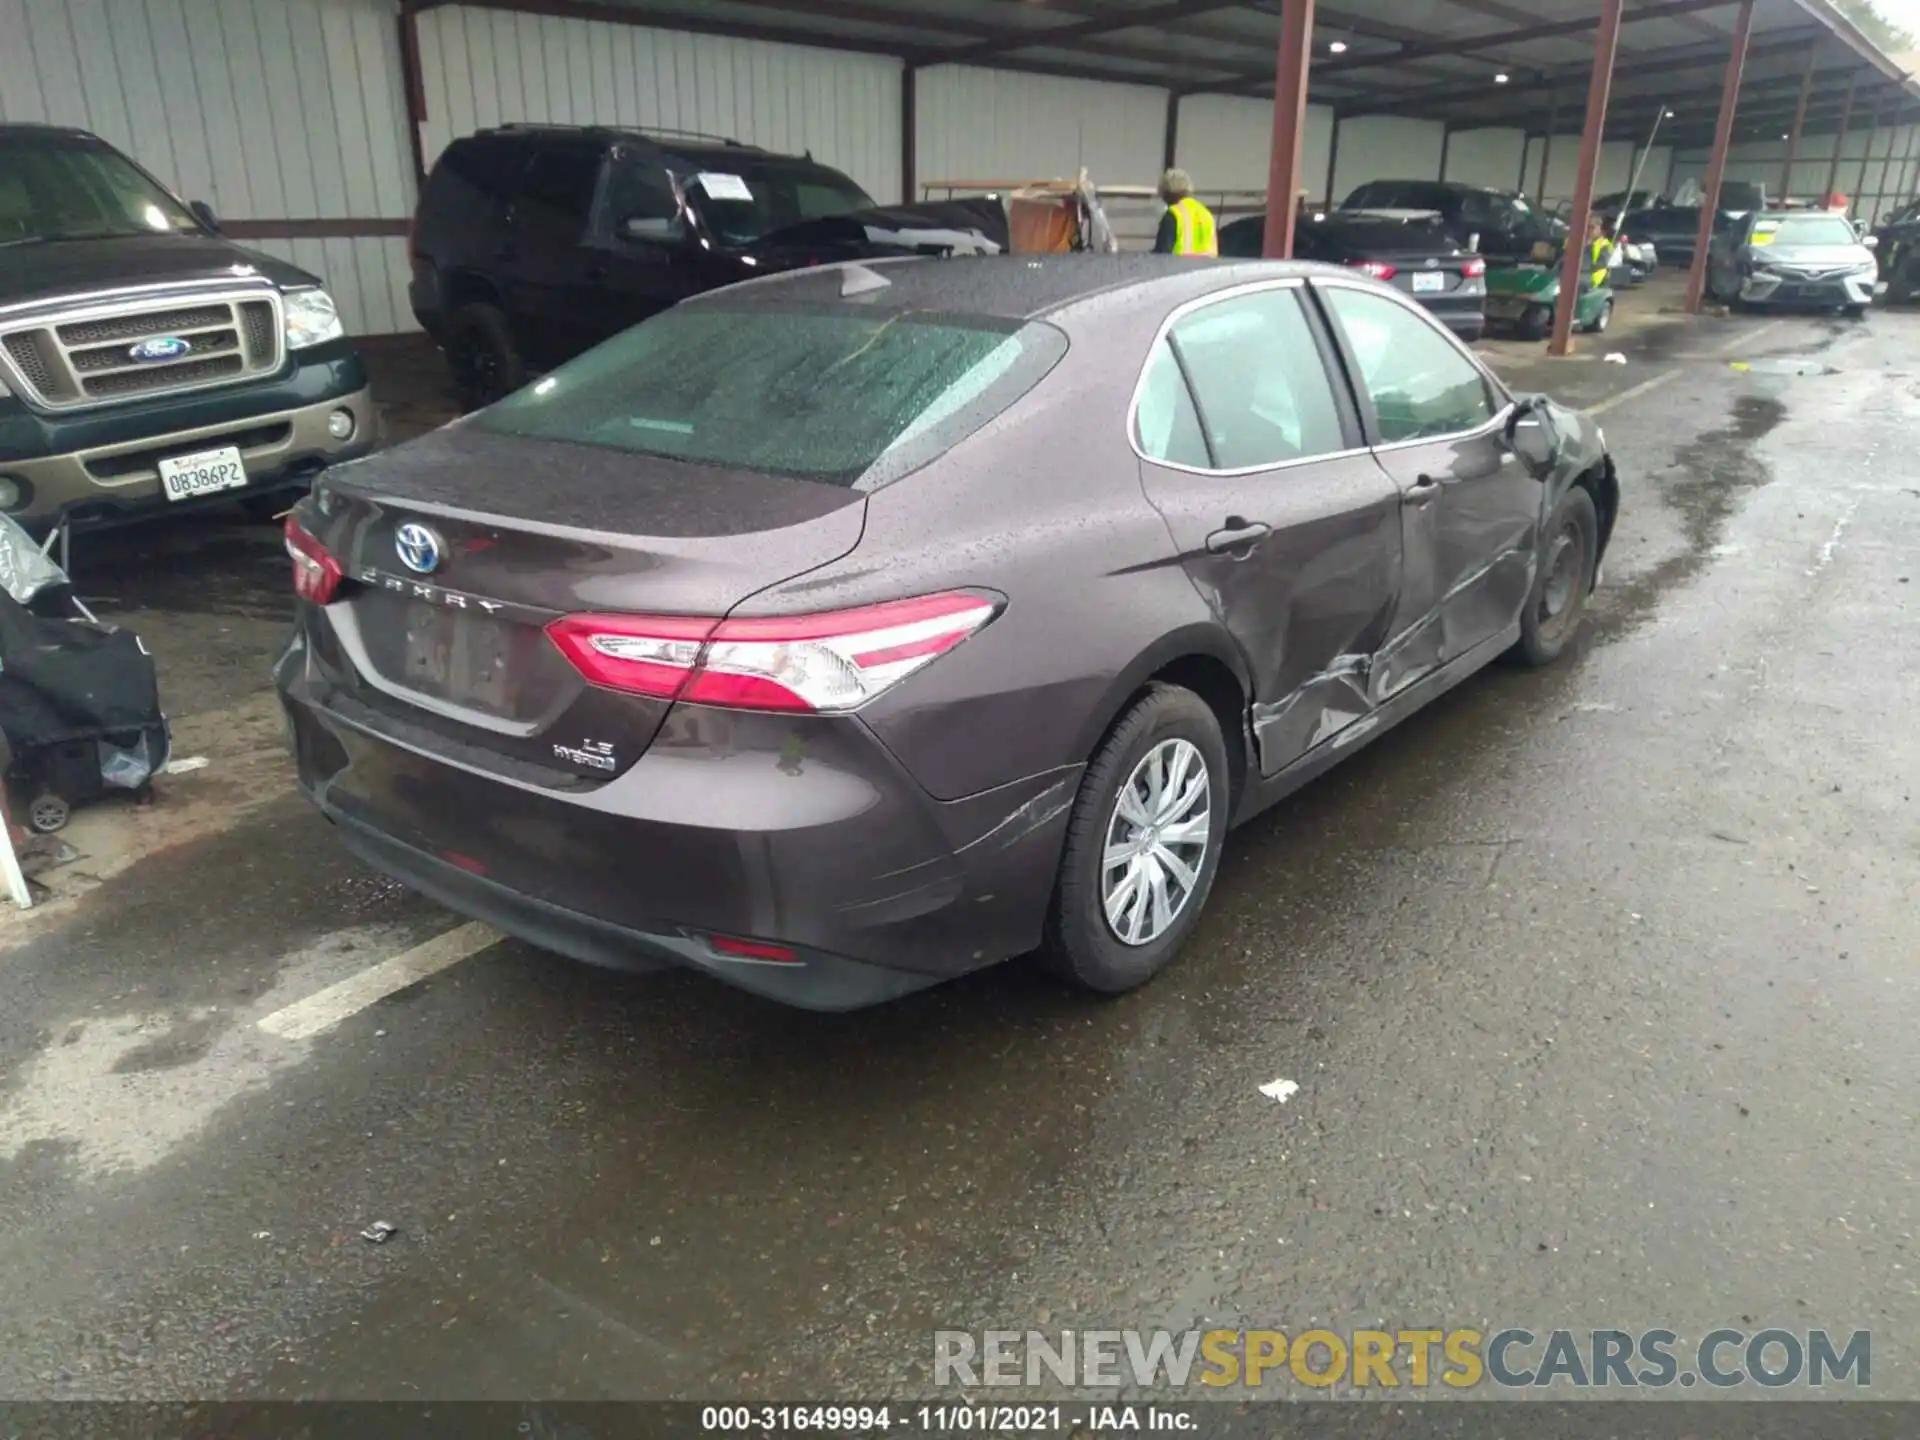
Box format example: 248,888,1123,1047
398,1,430,188
1535,91,1559,205
1548,0,1626,357
1682,0,1755,315
1824,73,1858,202
1263,0,1316,259
1779,46,1818,201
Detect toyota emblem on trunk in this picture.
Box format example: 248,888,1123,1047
395,522,443,574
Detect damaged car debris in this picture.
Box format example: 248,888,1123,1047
0,515,168,833
279,257,1617,1011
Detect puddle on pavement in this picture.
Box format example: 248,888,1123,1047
1591,392,1787,642
1732,357,1840,377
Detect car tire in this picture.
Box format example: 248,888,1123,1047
1582,298,1613,334
1509,485,1599,668
1518,305,1552,341
1842,303,1869,319
446,302,526,411
1040,683,1230,995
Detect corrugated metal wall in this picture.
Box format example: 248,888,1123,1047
915,65,1166,193
1330,117,1448,203
0,0,417,335
1444,128,1530,192
1519,137,1671,206
1670,125,1919,221
416,6,902,210
1175,95,1336,202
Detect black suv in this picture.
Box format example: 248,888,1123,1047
409,124,997,408
0,125,373,536
1338,180,1567,266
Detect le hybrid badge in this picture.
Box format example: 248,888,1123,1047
394,522,444,575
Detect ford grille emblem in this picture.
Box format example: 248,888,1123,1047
395,522,443,575
128,335,191,363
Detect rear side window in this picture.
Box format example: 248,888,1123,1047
517,145,602,234
433,139,523,203
1160,289,1347,469
1134,343,1210,468
475,305,1067,489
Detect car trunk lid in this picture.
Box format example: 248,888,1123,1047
301,424,865,779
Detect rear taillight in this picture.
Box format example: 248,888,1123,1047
1351,260,1398,280
1462,256,1487,278
546,591,999,714
285,514,343,605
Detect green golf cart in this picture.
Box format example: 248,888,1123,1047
1483,240,1615,340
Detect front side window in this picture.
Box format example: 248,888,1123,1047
1154,288,1347,470
0,135,197,246
476,304,1066,489
606,159,685,242
1322,286,1499,445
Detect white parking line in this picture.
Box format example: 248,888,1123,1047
1589,368,1681,416
256,921,502,1041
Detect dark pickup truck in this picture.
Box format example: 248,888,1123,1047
0,124,374,536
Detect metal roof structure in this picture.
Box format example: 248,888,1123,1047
436,0,1920,149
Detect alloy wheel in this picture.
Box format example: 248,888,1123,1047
1101,738,1212,947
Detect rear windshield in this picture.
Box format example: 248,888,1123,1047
1752,215,1857,247
475,303,1067,489
1317,216,1451,249
1342,183,1438,211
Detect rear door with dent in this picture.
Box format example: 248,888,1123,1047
1133,281,1405,778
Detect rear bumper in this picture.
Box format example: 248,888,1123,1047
279,642,1080,1009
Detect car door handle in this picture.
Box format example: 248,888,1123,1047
1205,519,1272,555
1404,475,1443,506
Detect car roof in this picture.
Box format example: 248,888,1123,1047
694,255,1333,322
460,123,839,169
0,123,101,141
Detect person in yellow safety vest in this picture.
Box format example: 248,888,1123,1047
1585,215,1614,290
1153,169,1218,256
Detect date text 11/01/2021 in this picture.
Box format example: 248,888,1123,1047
700,1406,1191,1433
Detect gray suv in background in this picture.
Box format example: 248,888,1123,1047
281,257,1617,1010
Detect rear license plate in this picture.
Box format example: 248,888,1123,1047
403,602,514,715
1412,271,1448,294
159,445,247,502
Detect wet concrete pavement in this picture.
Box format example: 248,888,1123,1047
1,293,1917,1405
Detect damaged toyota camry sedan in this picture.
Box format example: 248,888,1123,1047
277,256,1617,1010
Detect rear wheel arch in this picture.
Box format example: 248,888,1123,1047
1072,631,1252,812
444,270,505,312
